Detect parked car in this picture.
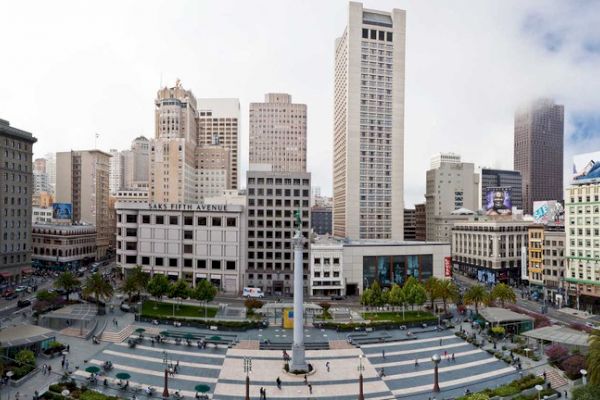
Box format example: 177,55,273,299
330,295,346,301
17,299,32,308
4,292,17,300
15,285,27,293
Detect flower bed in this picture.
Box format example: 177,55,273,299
455,374,545,400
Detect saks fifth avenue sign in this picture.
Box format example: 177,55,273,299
148,203,227,212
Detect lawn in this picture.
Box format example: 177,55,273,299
141,300,218,319
361,310,436,323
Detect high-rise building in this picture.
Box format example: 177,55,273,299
514,99,564,214
415,203,426,241
109,148,124,194
33,158,46,174
150,81,198,204
196,142,231,199
197,99,241,189
56,149,111,258
403,208,416,240
425,153,479,241
245,171,311,295
0,119,37,281
311,206,333,236
123,136,150,190
527,224,565,304
45,152,56,194
249,93,306,172
333,2,406,240
480,168,523,211
33,157,51,195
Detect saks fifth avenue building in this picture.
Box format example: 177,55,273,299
115,201,246,293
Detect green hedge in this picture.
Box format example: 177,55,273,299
456,374,545,400
137,315,264,331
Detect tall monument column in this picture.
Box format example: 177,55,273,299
290,211,308,372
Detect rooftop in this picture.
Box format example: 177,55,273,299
40,303,97,322
0,324,54,348
522,326,589,348
479,307,534,324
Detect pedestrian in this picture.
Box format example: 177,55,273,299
67,344,70,352
65,360,69,370
382,349,385,359
308,384,312,394
444,350,447,358
15,391,20,400
61,358,65,368
543,371,547,381
276,377,281,389
48,365,52,374
379,368,385,377
415,358,419,367
263,387,267,400
439,339,442,346
564,390,568,398
451,353,455,362
304,374,308,385
326,361,330,372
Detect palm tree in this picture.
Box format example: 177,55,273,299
121,275,138,304
424,277,442,312
464,284,488,316
438,279,460,313
83,273,114,312
54,271,80,300
491,283,517,308
588,328,600,385
130,265,149,299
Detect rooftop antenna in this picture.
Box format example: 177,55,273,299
160,72,163,88
94,132,99,149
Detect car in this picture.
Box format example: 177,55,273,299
585,322,600,329
4,292,17,300
330,295,346,301
17,299,31,308
15,285,27,293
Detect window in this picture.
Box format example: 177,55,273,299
197,259,206,269
212,260,221,270
386,32,393,42
362,28,368,38
184,216,193,225
184,259,193,268
184,244,193,254
184,230,193,240
125,228,137,237
141,256,150,265
126,255,136,264
125,242,136,250
212,217,222,227
197,217,207,226
226,217,237,227
169,216,178,225
370,29,376,39
169,258,178,267
155,257,164,266
156,216,164,225
226,261,236,270
142,215,150,224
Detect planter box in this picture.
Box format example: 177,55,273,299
10,368,39,387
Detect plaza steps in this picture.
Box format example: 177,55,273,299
328,339,354,349
543,369,569,389
234,340,260,350
100,325,135,343
259,341,329,350
59,327,86,338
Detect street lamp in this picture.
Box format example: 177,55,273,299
534,384,543,400
244,357,252,400
4,371,13,400
162,351,170,399
431,354,441,392
358,355,365,400
581,369,587,385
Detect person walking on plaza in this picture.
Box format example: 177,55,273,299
276,377,282,389
439,338,442,346
382,349,385,359
326,361,330,372
304,374,308,385
308,384,312,394
415,359,419,368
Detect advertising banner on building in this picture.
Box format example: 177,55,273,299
521,245,528,281
52,203,73,220
533,201,564,224
283,308,294,329
573,151,600,184
484,187,512,216
444,256,452,277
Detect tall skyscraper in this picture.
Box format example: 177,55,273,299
197,99,241,189
45,152,56,194
150,80,198,204
514,99,564,214
0,119,36,281
196,141,231,199
109,148,123,194
123,136,150,190
56,149,111,258
33,157,51,195
333,2,406,240
425,153,479,241
249,93,307,172
480,168,523,210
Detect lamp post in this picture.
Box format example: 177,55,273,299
5,371,13,400
580,369,587,385
162,351,170,399
358,355,365,400
244,357,252,400
534,384,543,400
431,353,441,392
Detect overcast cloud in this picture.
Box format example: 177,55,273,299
1,0,599,207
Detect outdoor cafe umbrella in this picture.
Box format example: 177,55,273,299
209,336,221,341
116,372,131,380
134,328,146,334
85,366,100,374
194,384,210,393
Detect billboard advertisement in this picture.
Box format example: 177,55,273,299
484,187,512,216
533,201,564,224
573,151,600,183
444,256,452,277
52,203,73,220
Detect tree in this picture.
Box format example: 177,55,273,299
387,284,405,307
361,281,384,307
404,277,427,311
36,289,58,302
147,274,171,302
82,273,114,312
129,265,149,299
121,275,138,304
437,279,460,313
192,280,217,302
491,283,516,308
168,279,190,299
572,384,600,400
15,349,35,368
588,328,600,385
561,354,587,380
424,277,441,311
545,343,569,365
54,271,80,300
464,284,488,315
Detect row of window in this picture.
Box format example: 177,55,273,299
121,255,237,270
362,28,393,42
119,214,237,227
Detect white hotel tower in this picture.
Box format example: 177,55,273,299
333,2,406,240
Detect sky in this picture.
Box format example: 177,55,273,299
1,0,600,207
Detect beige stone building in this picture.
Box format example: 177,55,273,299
32,224,97,268
249,93,306,172
196,144,231,199
333,2,406,240
527,224,565,303
197,99,240,189
56,149,111,258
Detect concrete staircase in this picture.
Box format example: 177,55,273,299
100,325,135,343
544,369,569,389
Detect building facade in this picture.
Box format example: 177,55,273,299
109,148,123,194
514,99,564,214
311,206,333,236
310,238,344,297
32,207,53,224
56,149,111,258
249,93,306,173
197,99,241,190
565,182,600,311
0,119,36,281
452,218,529,285
115,202,246,293
333,2,406,240
403,208,416,240
196,144,231,199
425,153,479,241
124,136,150,190
480,168,523,211
527,224,565,304
112,189,149,204
245,171,311,295
415,203,426,241
45,153,56,195
31,224,97,269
